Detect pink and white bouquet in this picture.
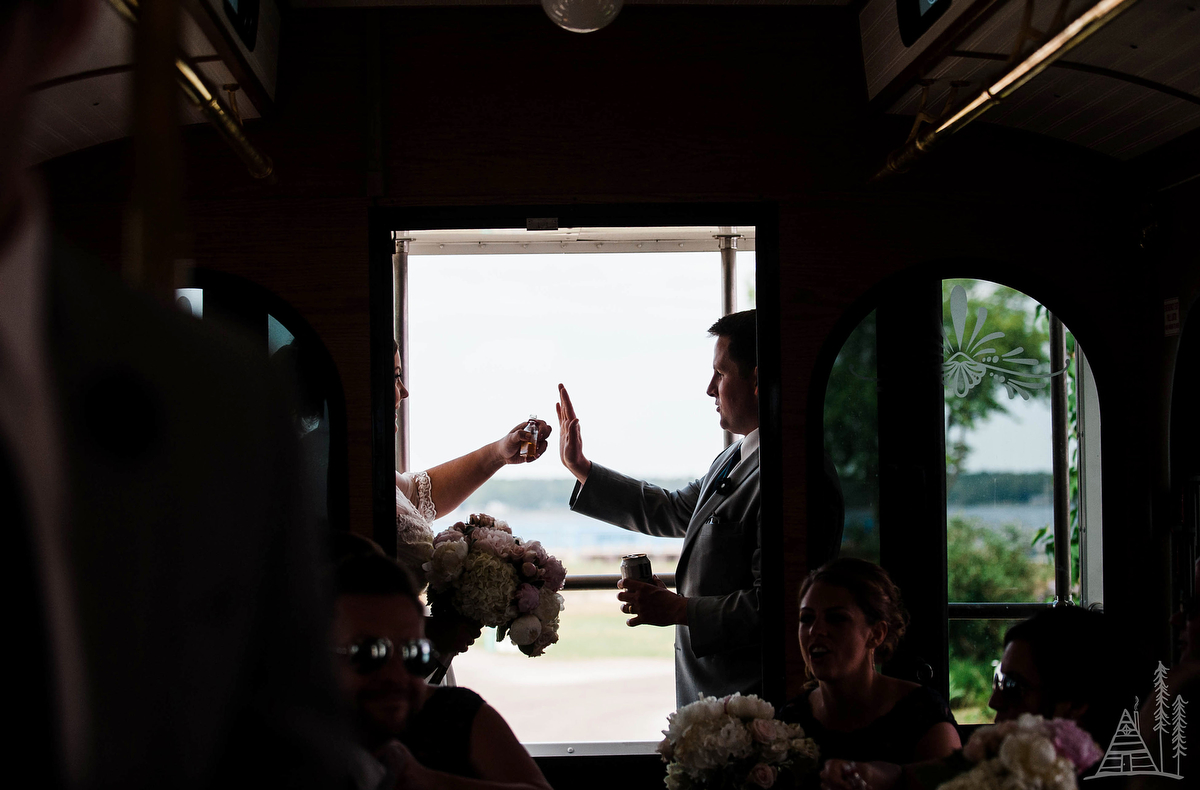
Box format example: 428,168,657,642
938,714,1103,790
657,693,820,790
423,513,566,657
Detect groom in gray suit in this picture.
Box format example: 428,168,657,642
556,310,761,707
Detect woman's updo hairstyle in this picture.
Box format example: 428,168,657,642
797,557,910,663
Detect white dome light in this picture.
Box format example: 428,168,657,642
541,0,624,33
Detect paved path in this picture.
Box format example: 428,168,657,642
452,652,676,743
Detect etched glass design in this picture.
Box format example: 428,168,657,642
942,283,1065,400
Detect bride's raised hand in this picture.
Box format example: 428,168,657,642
557,383,591,484
496,418,552,465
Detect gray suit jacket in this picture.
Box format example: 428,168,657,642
569,440,761,707
45,245,349,789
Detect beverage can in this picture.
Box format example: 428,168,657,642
620,553,653,584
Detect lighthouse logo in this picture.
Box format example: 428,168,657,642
1087,662,1188,779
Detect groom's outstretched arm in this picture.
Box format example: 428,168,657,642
558,383,699,538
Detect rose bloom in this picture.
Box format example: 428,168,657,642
747,763,777,788
433,525,466,547
514,583,540,613
541,556,566,591
748,718,776,743
507,614,542,646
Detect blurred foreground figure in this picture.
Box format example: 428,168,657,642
0,2,347,788
333,553,553,790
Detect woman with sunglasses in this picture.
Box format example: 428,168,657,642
784,559,961,770
334,553,553,790
818,606,1122,790
391,340,552,583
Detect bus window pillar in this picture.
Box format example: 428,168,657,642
393,235,412,474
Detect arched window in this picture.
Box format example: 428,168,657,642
178,269,349,533
821,275,1102,725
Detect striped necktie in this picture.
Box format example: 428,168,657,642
711,446,742,495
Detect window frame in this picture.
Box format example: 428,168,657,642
815,272,1104,713
393,230,753,596
367,203,784,752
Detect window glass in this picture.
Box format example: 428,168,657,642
941,278,1081,723
738,251,757,311
407,250,729,743
175,288,203,319
824,310,880,563
947,618,1023,725
267,313,294,355
823,279,1095,726
942,279,1058,604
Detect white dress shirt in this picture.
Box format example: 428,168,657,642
734,428,759,472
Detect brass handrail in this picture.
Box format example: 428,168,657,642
876,0,1140,179
107,0,273,179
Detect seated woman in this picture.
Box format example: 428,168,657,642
821,605,1122,790
392,340,552,579
781,558,961,765
334,552,553,790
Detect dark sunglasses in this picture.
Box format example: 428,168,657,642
992,667,1032,703
335,637,436,676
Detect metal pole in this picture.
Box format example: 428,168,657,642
108,0,273,180
717,227,739,448
875,0,1140,178
1050,314,1073,604
393,235,411,474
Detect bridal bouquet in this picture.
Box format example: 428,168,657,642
936,714,1103,790
657,693,820,790
423,513,566,656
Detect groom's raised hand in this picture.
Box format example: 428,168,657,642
556,383,591,484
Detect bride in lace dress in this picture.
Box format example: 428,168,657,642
392,342,551,580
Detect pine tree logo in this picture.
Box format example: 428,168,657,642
1088,662,1188,779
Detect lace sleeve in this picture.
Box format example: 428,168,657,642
412,470,437,522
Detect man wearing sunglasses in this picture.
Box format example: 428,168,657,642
333,553,552,790
987,607,1125,746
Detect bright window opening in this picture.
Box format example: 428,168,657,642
400,227,755,745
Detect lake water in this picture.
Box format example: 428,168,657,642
439,502,1056,558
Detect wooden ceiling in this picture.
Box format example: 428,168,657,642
21,0,1200,169
864,0,1200,160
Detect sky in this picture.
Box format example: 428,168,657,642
405,252,1057,482
407,252,756,481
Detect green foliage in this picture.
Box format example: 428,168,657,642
839,519,880,564
947,516,1051,711
824,310,878,483
1030,329,1081,596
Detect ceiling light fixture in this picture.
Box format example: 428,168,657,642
541,0,623,33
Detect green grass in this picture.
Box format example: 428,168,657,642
483,589,676,660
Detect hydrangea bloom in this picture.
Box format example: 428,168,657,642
453,552,518,624
425,513,566,657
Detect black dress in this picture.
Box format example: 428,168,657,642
399,687,487,778
779,685,958,765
